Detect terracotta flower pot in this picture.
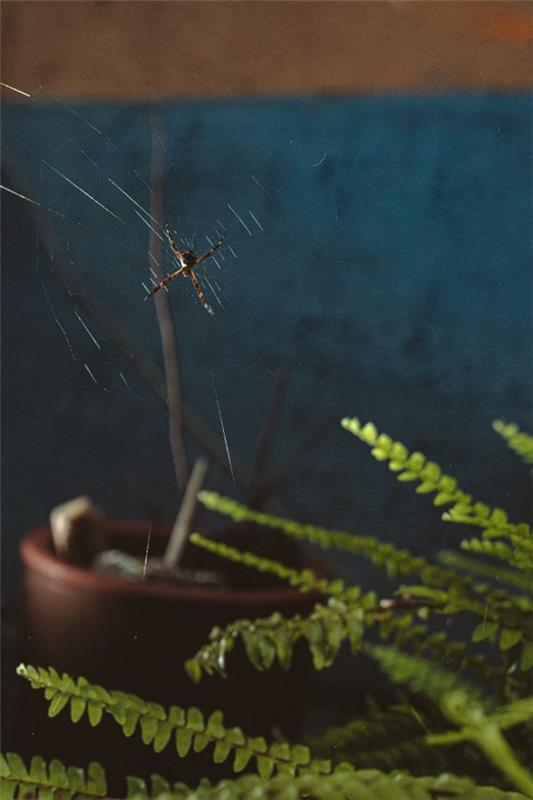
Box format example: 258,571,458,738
19,522,322,786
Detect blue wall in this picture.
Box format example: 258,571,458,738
2,93,531,599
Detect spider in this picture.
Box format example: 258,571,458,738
145,226,225,315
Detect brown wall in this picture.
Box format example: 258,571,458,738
2,1,532,101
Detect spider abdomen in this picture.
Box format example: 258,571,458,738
182,251,198,268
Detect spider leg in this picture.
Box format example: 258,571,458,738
189,271,214,315
195,232,226,266
144,267,187,300
164,224,186,264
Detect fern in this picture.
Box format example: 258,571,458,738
341,416,471,506
2,754,527,800
308,699,486,776
0,756,206,800
198,493,532,622
15,664,331,780
185,594,375,680
12,415,533,799
128,768,531,800
493,420,533,466
368,647,533,796
340,417,533,653
438,550,532,593
393,582,533,670
186,585,510,689
198,491,472,590
376,614,507,688
342,416,532,553
0,753,107,800
125,774,199,800
190,517,531,683
368,644,480,699
444,512,533,568
459,536,533,572
189,532,354,599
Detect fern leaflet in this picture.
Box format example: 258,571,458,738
16,664,331,780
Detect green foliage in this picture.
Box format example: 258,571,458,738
125,774,199,800
189,532,353,599
13,415,533,798
389,581,533,671
445,513,533,572
197,478,532,682
368,645,479,700
198,491,470,589
339,416,533,668
459,535,533,572
128,768,530,800
2,753,527,800
16,664,331,780
341,416,469,506
186,589,507,690
375,613,506,689
341,416,533,567
367,648,533,796
438,550,532,593
0,753,106,800
186,594,375,680
309,698,485,777
493,420,533,466
0,756,200,800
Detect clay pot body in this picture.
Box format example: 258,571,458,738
19,523,320,787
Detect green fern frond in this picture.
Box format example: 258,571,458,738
196,493,530,686
185,594,378,680
310,701,429,754
443,509,532,557
429,693,533,797
186,588,512,689
368,644,478,701
342,417,532,573
186,571,528,686
189,533,353,599
5,754,527,800
308,701,462,775
493,421,533,466
127,768,530,800
16,665,331,780
125,774,200,800
460,536,533,572
368,648,533,795
198,491,469,589
0,753,106,800
378,614,507,687
392,582,533,669
371,628,530,702
341,416,470,506
438,550,533,593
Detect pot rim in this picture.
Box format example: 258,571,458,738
20,522,321,606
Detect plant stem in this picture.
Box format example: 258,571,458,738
474,722,533,797
248,368,288,504
250,407,340,509
149,107,189,491
163,457,208,568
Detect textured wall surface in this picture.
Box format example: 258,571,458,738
3,92,531,600
3,1,532,98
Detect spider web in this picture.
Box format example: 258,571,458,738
1,81,330,538
2,78,532,604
